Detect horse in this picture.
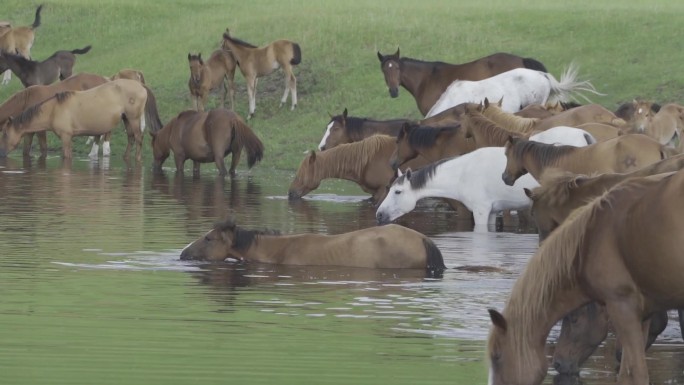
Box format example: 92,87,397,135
0,72,108,157
151,108,264,177
221,29,301,119
417,102,479,127
0,45,91,87
0,4,42,85
109,68,146,83
317,107,410,151
535,103,626,131
631,103,684,148
501,134,667,186
615,99,660,132
288,135,428,204
0,79,162,161
486,169,684,385
180,216,446,275
376,48,547,115
187,50,236,112
425,64,600,117
389,123,475,170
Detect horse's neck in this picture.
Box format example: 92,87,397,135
473,123,509,147
15,104,54,135
412,161,468,201
241,235,293,264
399,60,433,98
359,121,402,139
522,145,579,180
314,151,364,183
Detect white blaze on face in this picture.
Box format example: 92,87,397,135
318,121,334,150
388,62,393,68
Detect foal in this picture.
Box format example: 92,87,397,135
0,4,43,85
187,50,236,112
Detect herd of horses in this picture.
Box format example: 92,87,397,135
2,5,684,384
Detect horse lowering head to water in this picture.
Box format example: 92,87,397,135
151,108,264,177
0,45,91,87
221,29,301,120
317,107,410,151
376,49,548,116
0,4,42,85
180,216,446,274
187,50,236,112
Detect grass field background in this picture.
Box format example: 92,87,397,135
2,0,683,170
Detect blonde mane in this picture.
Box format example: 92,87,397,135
481,103,540,134
462,110,522,145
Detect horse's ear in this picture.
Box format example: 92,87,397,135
377,51,384,63
342,108,348,120
308,150,317,164
507,135,515,145
523,188,535,200
405,168,412,180
395,47,400,57
483,98,490,109
396,168,403,178
488,309,507,333
187,53,191,61
496,97,504,107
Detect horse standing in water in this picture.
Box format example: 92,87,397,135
180,216,445,276
151,108,264,177
0,45,91,87
221,29,301,119
0,4,42,85
376,48,547,115
187,50,236,112
317,108,410,151
486,169,684,385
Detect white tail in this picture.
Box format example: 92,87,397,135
547,62,605,105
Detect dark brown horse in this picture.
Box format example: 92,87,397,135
376,48,547,115
390,123,475,169
317,108,410,151
0,45,91,87
187,50,236,112
151,108,264,177
180,216,445,275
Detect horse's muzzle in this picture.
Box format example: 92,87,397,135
376,212,391,225
288,190,301,200
389,88,399,98
501,172,516,186
552,360,580,376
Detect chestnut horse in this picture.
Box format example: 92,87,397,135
187,50,236,112
376,48,547,115
317,107,410,151
487,169,684,385
180,216,446,275
0,79,161,161
0,45,91,87
221,29,301,119
501,134,666,185
151,108,264,177
288,135,428,204
0,4,42,85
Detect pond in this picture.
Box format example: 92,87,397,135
0,156,682,385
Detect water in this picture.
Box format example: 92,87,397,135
0,156,682,384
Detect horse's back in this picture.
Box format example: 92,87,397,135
345,224,433,268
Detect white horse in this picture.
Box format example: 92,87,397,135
425,63,600,117
375,128,595,231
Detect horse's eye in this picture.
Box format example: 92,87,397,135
394,190,402,195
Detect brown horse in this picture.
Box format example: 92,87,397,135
317,107,410,151
180,216,446,275
0,45,91,87
0,79,161,161
376,48,547,115
221,29,301,119
187,50,236,112
501,134,666,185
288,135,428,204
0,72,108,156
534,103,626,131
615,99,660,132
487,169,684,385
151,108,264,177
633,103,684,148
390,123,475,170
417,102,481,127
461,107,528,148
0,4,42,85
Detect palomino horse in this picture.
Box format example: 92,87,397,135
221,29,301,119
318,108,410,151
425,64,600,117
0,4,42,85
109,68,146,83
0,45,91,87
0,72,108,157
288,135,428,204
187,50,236,112
501,134,666,185
180,216,446,275
151,108,264,177
0,79,162,161
486,169,684,385
376,48,547,115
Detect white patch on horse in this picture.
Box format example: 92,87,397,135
318,121,334,150
103,141,111,157
388,63,393,68
141,114,146,133
1,69,11,85
88,143,99,159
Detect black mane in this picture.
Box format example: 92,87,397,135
222,33,258,49
510,138,578,167
232,226,281,252
401,124,460,148
395,158,449,190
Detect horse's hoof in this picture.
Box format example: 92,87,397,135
291,104,297,111
279,102,285,108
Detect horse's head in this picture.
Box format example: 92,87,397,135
552,303,609,375
150,125,169,173
523,188,557,242
377,48,401,98
180,217,239,261
376,168,418,224
390,122,418,170
288,150,319,199
188,53,203,84
502,136,527,186
487,309,548,385
0,118,22,158
318,108,348,151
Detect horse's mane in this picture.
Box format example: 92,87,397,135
531,171,625,208
222,33,258,49
510,139,577,167
481,104,539,134
400,124,460,149
12,91,73,126
55,91,74,103
398,158,449,190
309,135,394,180
333,115,407,141
463,112,521,144
398,57,453,67
213,217,280,253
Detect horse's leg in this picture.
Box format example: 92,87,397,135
246,75,257,119
192,160,201,177
103,132,112,157
60,134,74,159
1,69,11,85
199,89,207,112
88,135,100,159
280,67,291,108
228,76,235,111
37,132,47,157
22,133,34,157
288,67,297,111
220,79,227,109
173,154,185,174
227,145,241,177
607,299,650,384
472,206,493,232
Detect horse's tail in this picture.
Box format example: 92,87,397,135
143,85,163,135
32,4,43,29
71,45,92,55
423,238,446,277
547,62,605,105
290,43,302,66
523,57,547,73
233,118,264,168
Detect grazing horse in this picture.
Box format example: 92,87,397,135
221,29,301,119
180,216,446,275
0,4,42,85
376,48,547,115
317,108,410,151
0,45,91,87
501,134,666,185
151,108,264,177
187,50,236,112
486,169,684,385
288,135,428,204
0,72,108,157
0,79,161,161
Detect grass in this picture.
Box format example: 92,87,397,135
2,0,684,170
